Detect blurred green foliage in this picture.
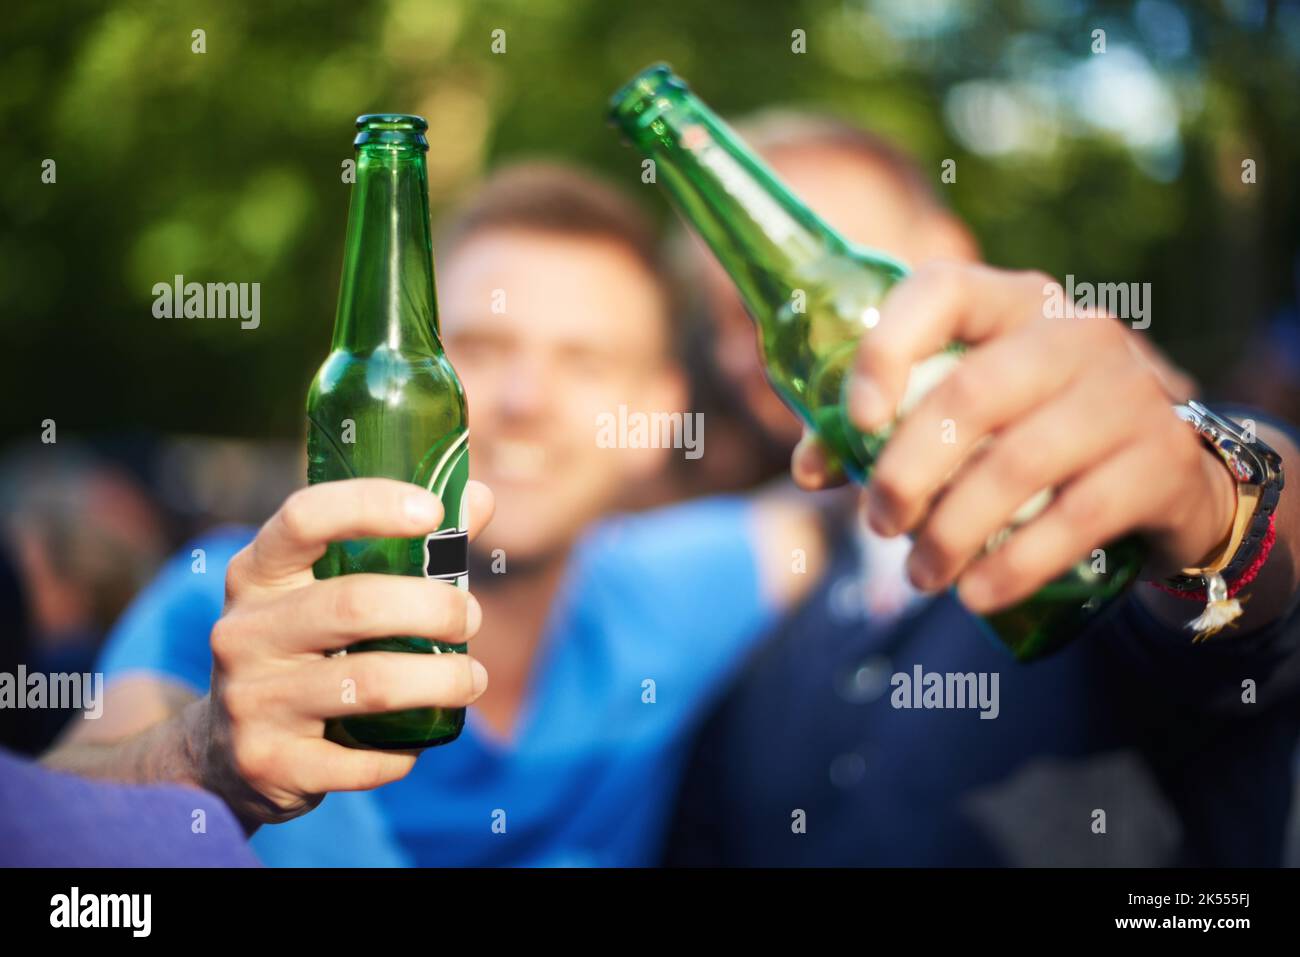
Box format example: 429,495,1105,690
2,0,1298,440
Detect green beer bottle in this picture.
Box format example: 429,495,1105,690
307,114,470,748
609,65,1143,661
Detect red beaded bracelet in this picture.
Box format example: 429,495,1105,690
1148,512,1277,601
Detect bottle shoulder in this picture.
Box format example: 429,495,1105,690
310,345,461,380
307,347,465,408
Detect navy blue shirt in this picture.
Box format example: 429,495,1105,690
665,424,1300,867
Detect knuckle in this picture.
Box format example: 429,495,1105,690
1142,364,1176,405
278,489,314,542
1106,360,1162,420
224,547,252,598
870,464,915,516
922,260,967,306
1081,313,1122,342
938,365,983,417
1141,392,1179,439
209,616,242,670
1113,345,1153,384
331,577,374,631
219,678,258,724
872,337,910,372
230,729,273,784
1057,484,1106,531
988,440,1049,495
1112,358,1170,419
1017,269,1057,298
349,656,400,711
916,259,963,287
859,327,904,374
988,522,1044,579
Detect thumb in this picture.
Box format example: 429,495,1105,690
791,430,847,491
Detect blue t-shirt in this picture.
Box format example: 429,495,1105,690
97,497,773,867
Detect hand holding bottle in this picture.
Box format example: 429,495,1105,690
192,478,493,828
791,260,1236,614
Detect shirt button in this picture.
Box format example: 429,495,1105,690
827,575,867,624
836,655,892,703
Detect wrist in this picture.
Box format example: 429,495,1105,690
1144,444,1238,580
176,696,256,834
1192,443,1240,567
177,695,218,792
1145,403,1287,639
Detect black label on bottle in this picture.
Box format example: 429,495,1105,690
425,529,469,582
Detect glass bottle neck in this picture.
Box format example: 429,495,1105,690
610,67,849,315
332,143,440,355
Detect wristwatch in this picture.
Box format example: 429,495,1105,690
1162,400,1284,598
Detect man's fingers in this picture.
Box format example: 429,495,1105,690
849,263,1055,432
240,479,446,586
954,439,1169,613
218,652,487,758
217,575,482,660
287,739,420,793
289,650,488,721
791,431,847,491
464,479,495,541
904,366,1143,591
866,317,1097,536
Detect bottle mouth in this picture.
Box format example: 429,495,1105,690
608,62,688,131
354,114,429,150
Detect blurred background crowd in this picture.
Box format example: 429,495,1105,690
3,0,1300,861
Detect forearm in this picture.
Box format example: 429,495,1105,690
41,697,208,792
1137,423,1300,634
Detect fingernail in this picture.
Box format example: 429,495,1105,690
469,658,489,696
849,376,888,431
404,492,440,526
796,434,826,471
865,485,897,537
907,550,938,592
464,594,482,637
793,435,830,488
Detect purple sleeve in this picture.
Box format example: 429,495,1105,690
0,749,259,867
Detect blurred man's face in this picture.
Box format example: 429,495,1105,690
441,228,682,567
702,145,976,449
